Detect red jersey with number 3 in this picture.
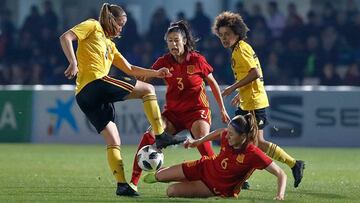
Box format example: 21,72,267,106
152,51,213,111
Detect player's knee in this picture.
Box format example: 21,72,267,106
166,185,177,197
197,129,208,138
143,83,155,95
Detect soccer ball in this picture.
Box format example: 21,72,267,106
136,145,164,172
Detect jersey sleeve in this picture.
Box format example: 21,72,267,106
70,19,96,41
252,147,272,170
238,45,257,72
198,55,213,78
151,57,165,70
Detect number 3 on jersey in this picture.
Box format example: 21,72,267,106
200,110,207,119
176,77,184,90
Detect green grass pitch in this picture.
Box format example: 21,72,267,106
0,144,359,202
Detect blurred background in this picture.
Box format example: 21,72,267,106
1,2,359,201
1,0,360,86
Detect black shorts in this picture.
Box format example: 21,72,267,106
76,75,137,133
235,107,268,130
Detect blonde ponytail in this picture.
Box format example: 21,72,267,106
99,3,126,37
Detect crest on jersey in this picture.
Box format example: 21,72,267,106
187,65,195,74
123,77,132,81
236,154,245,163
169,67,174,71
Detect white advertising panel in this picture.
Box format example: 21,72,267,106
31,87,230,144
31,86,360,147
265,89,360,147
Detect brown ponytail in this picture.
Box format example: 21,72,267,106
244,113,258,146
99,3,126,37
230,113,259,151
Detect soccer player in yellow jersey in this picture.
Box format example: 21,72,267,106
212,11,304,188
59,3,184,196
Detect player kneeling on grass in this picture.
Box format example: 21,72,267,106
144,114,287,200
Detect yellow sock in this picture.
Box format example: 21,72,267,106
142,94,164,135
107,145,126,183
266,143,296,168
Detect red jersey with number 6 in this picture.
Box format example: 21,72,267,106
182,130,272,197
152,51,213,111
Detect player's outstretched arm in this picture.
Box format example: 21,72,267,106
205,73,230,123
222,68,260,97
112,53,172,78
60,30,78,80
184,128,225,149
265,162,287,200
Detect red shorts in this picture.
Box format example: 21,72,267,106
181,158,235,197
162,108,211,134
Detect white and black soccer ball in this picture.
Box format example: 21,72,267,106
136,145,164,172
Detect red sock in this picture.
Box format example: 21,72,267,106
130,131,155,186
197,141,215,157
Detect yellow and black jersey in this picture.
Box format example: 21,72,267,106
231,40,269,110
70,19,124,94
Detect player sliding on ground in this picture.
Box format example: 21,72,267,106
144,114,287,200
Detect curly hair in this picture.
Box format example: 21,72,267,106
212,11,249,40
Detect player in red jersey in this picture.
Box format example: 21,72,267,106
143,114,287,200
129,20,230,191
